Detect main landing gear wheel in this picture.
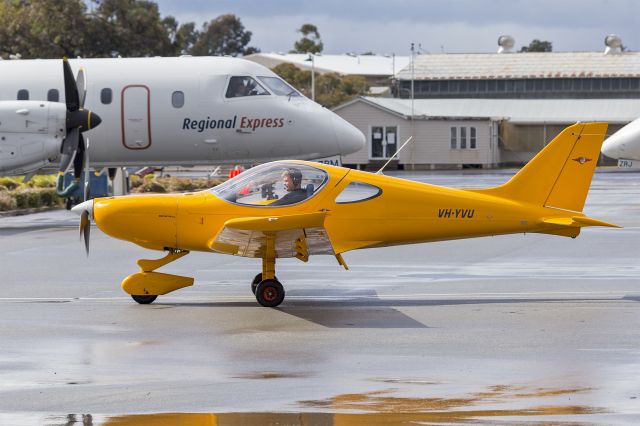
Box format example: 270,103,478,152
131,294,157,304
251,273,279,294
255,279,285,307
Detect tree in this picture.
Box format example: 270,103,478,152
520,39,552,52
0,0,89,59
190,14,259,57
162,16,198,56
85,0,175,57
291,24,323,54
271,63,368,108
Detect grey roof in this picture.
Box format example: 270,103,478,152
340,97,640,124
245,53,410,76
396,52,640,80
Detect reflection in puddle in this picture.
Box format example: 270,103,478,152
8,385,608,425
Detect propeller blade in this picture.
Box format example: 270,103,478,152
63,58,80,112
73,133,85,179
59,127,80,173
76,67,87,108
80,209,90,256
83,138,90,201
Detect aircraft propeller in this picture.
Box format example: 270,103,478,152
72,199,93,256
58,58,102,187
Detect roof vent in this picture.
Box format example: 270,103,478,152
604,34,623,55
497,35,515,53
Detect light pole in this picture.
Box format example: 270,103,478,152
306,53,315,101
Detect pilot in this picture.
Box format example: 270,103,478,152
227,77,249,98
271,168,308,206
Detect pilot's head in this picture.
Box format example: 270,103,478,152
282,168,302,192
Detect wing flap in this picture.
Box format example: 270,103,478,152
210,212,335,259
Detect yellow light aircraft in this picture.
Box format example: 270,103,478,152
73,122,618,307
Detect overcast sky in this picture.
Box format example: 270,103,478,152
153,0,639,55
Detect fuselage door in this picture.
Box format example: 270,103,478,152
121,85,151,150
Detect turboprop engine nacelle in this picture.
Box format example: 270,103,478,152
0,101,66,175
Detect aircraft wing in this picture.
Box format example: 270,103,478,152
209,211,335,261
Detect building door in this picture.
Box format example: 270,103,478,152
371,126,398,159
121,85,151,150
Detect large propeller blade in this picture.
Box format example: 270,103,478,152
57,59,102,198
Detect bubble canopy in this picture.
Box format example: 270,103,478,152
211,162,329,207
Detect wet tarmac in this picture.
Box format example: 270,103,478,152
0,170,639,424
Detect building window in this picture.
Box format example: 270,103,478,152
172,91,184,108
47,89,59,102
450,126,477,150
17,89,29,100
101,88,112,104
370,126,398,159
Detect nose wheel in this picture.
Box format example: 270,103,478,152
131,294,157,304
254,279,285,307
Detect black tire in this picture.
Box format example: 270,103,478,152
251,273,278,294
255,279,285,307
131,294,157,304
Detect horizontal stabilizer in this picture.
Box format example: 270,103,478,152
543,216,621,228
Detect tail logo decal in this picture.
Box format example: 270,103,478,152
572,157,592,165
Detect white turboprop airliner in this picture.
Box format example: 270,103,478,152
601,117,640,165
0,57,364,177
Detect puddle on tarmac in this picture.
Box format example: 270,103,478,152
233,371,309,380
2,385,608,425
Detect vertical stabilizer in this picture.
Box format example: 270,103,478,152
477,122,608,212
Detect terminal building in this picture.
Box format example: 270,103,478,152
245,52,410,95
333,35,640,169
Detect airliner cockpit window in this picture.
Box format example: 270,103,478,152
258,76,300,97
211,163,329,207
225,76,270,98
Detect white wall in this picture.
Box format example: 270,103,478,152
335,100,497,167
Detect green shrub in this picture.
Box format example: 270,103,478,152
39,188,60,207
129,175,142,189
27,190,40,208
14,191,29,209
0,192,16,211
137,181,167,193
27,175,56,188
0,177,20,191
0,185,8,192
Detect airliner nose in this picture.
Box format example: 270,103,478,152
601,136,624,159
601,117,640,160
332,114,365,155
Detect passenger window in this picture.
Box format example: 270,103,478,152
225,76,269,98
335,182,382,204
17,89,29,100
47,89,59,102
101,88,112,104
211,162,328,207
258,76,300,96
172,91,184,108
